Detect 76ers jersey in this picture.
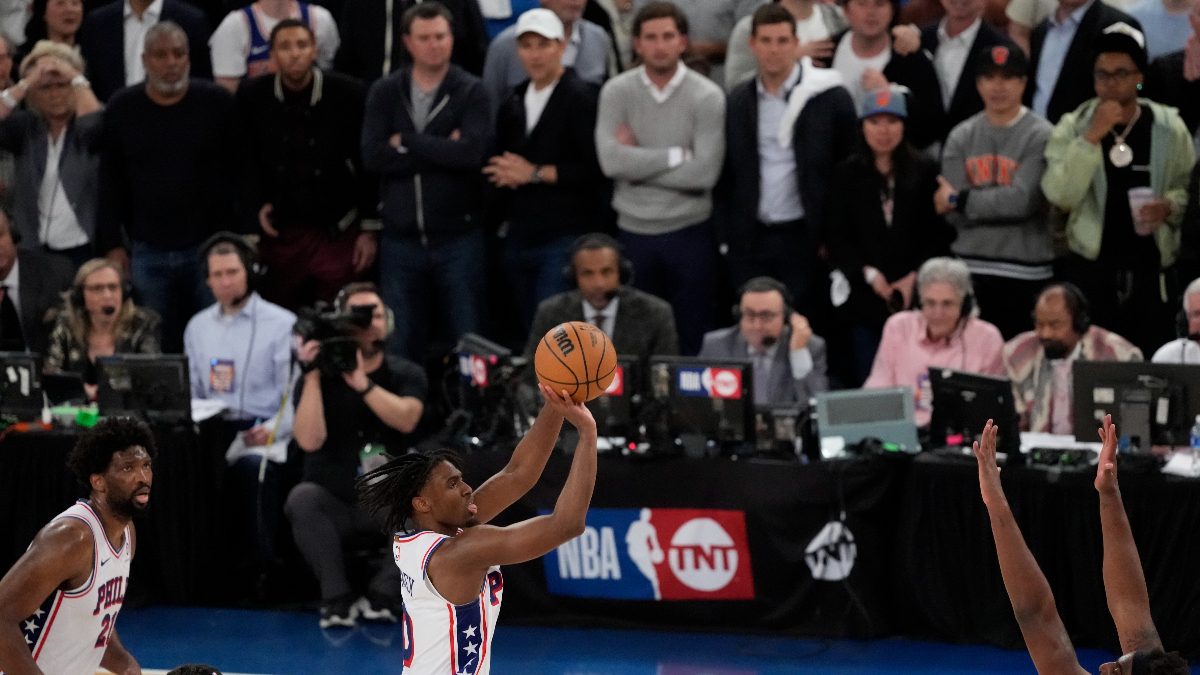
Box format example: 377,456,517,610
394,530,504,675
7,501,131,675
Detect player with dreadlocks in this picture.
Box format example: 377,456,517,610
358,384,596,675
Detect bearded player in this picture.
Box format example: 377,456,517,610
0,417,153,675
358,385,596,674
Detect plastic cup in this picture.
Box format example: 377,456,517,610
1128,187,1157,236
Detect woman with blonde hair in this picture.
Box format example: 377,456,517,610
0,39,100,267
44,258,160,400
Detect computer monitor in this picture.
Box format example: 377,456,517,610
0,351,41,419
456,333,514,391
814,387,919,455
929,368,1019,456
588,355,640,442
647,356,754,451
96,354,191,425
453,333,530,447
1072,361,1200,448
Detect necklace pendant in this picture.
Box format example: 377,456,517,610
1109,142,1133,168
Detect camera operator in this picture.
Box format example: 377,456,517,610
286,281,426,628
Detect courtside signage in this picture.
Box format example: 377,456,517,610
544,508,755,600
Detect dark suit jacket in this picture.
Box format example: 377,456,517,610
80,0,213,102
1026,1,1140,124
16,249,73,356
920,20,1015,141
719,69,857,259
524,287,679,362
1146,50,1200,135
492,70,609,239
698,325,828,405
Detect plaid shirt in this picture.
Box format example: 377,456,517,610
1002,326,1143,433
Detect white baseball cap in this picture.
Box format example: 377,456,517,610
515,8,564,41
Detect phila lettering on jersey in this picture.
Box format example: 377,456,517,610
5,501,131,675
394,530,504,675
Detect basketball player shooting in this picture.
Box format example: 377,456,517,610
358,384,597,675
0,417,152,675
972,415,1188,674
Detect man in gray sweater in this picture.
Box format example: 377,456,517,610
595,1,726,354
935,44,1053,339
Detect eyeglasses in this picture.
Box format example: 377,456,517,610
1093,68,1138,83
741,310,781,323
83,282,121,293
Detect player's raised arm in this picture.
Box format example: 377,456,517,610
430,388,597,601
1093,415,1162,655
972,420,1088,675
0,520,93,674
470,384,568,524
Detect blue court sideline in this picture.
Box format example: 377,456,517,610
117,606,1200,674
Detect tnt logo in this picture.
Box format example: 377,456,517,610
805,520,857,582
676,368,743,400
545,508,755,601
470,355,489,388
604,365,624,396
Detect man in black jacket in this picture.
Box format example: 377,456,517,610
721,4,857,319
362,2,490,362
486,8,608,333
335,0,488,81
1026,0,1140,123
238,19,378,311
79,0,212,102
917,0,1015,142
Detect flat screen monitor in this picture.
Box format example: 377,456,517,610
929,368,1019,456
647,355,754,447
588,355,640,441
0,351,41,419
1072,361,1200,448
814,387,919,454
96,354,191,425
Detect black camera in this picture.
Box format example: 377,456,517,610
294,303,374,376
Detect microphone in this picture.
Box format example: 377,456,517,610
761,335,778,347
101,306,117,316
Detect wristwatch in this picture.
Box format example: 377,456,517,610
530,165,544,184
359,380,377,397
70,74,90,90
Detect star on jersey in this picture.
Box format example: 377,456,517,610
21,594,56,651
462,624,477,639
464,641,479,656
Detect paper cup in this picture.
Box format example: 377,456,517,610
1128,187,1157,236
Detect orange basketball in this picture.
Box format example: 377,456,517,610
534,321,618,403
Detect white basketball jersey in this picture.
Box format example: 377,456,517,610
394,530,504,675
6,501,132,675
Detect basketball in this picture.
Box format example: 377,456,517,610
534,321,618,403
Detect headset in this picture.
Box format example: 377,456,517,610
561,232,635,288
335,281,395,337
199,231,265,300
914,287,975,322
70,261,134,312
732,276,795,322
1039,281,1091,334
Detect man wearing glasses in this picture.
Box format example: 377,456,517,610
699,276,827,406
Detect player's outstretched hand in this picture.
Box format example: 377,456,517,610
539,384,597,433
1094,413,1119,494
971,419,1005,508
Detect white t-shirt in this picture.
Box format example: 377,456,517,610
523,77,558,134
795,9,830,44
209,2,340,79
832,33,891,105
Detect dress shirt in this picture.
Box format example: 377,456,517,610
38,131,88,250
124,0,163,85
183,293,297,437
934,17,982,110
1032,0,1094,117
1,258,19,317
756,63,805,223
582,296,619,337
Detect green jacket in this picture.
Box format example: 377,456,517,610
1041,98,1195,268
